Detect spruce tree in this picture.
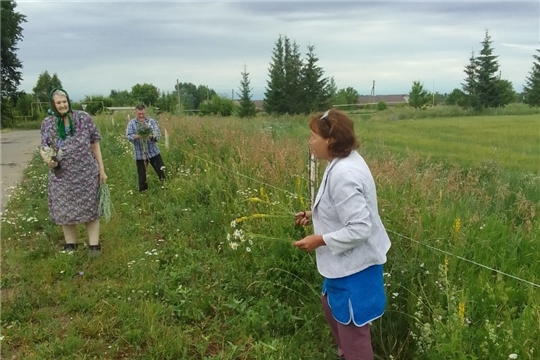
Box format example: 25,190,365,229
408,81,431,108
264,35,286,114
283,37,303,113
523,49,540,106
475,30,500,108
300,45,330,113
327,76,338,106
461,50,481,110
237,64,257,118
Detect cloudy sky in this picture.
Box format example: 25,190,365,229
15,1,540,101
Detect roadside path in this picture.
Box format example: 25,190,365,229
0,129,42,214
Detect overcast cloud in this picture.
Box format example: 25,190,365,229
15,1,540,101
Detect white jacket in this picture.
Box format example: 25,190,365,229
313,151,391,279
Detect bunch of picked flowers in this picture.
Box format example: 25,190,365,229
226,196,302,252
137,123,154,140
39,145,63,172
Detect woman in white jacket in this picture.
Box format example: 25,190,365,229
294,109,391,360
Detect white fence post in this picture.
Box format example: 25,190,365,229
309,150,317,206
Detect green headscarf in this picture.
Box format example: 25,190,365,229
49,87,74,140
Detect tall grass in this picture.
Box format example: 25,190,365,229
1,112,538,359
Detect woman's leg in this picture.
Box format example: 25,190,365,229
337,322,373,360
321,294,345,358
85,219,100,246
62,224,77,244
321,294,374,360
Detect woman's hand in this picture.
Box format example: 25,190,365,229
294,210,312,226
293,235,325,251
99,170,108,183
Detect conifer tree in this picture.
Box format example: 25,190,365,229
300,45,330,113
408,81,431,108
283,37,303,113
264,35,286,114
237,64,257,118
523,49,540,106
475,30,500,108
461,50,481,110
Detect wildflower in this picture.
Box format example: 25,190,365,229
229,242,238,250
453,218,461,234
233,229,244,241
259,187,269,202
458,301,465,323
234,216,249,224
251,213,269,219
246,247,251,252
508,354,518,360
230,220,237,228
248,197,263,203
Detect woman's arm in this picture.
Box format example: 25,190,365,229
91,142,107,182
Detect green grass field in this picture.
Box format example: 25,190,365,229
1,112,539,359
358,114,539,174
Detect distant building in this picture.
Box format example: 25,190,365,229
357,94,409,106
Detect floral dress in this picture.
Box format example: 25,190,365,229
41,111,101,225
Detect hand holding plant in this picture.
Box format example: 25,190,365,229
39,146,63,171
137,123,154,140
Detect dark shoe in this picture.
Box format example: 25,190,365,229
62,243,77,254
89,244,101,257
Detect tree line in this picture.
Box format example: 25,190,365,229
2,0,540,126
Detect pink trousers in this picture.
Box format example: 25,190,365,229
321,294,374,360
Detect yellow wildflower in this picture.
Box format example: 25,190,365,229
251,213,270,219
259,187,269,202
299,195,305,208
458,301,465,323
234,216,249,224
453,218,461,234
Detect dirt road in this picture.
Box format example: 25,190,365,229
0,129,42,214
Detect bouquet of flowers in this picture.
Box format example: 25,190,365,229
39,145,63,172
137,123,154,140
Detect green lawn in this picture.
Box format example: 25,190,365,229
357,114,540,173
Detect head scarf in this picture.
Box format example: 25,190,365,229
49,87,74,140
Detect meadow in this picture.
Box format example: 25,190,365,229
1,109,539,359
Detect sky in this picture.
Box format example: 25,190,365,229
14,0,540,102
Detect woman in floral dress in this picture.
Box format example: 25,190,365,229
40,88,107,254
